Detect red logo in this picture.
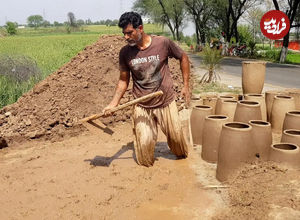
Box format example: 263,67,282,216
260,10,290,40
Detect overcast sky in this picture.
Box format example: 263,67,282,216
0,0,135,25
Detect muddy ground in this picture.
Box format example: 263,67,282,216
1,35,300,220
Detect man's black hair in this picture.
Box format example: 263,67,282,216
118,12,143,29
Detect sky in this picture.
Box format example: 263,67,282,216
0,0,135,26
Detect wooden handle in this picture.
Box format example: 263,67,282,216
79,91,163,123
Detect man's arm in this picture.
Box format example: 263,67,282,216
180,52,190,105
102,70,130,115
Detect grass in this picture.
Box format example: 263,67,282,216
0,24,166,108
193,82,241,95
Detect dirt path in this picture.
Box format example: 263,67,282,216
0,122,224,220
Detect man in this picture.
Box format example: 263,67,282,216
103,12,190,167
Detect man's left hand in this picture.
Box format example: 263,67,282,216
181,86,190,107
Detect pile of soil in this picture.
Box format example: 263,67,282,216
214,161,300,219
0,35,192,144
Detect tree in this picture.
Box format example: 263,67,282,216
67,12,77,27
133,0,186,40
27,15,43,28
184,0,214,45
272,0,300,63
5,22,17,35
244,7,265,42
77,19,85,26
42,20,51,27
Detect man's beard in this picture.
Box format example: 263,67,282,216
128,33,142,47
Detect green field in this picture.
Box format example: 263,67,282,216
0,24,165,108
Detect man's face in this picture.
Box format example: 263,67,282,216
122,24,143,47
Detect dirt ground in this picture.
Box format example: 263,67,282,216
1,35,300,219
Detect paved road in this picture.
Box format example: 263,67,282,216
188,54,300,88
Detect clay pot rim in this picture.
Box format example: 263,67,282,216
265,90,286,95
244,93,264,97
283,129,300,136
238,100,260,106
274,95,293,100
286,110,300,116
222,100,237,104
193,105,212,110
191,97,201,100
206,115,229,120
271,143,299,152
243,61,267,64
223,122,252,131
218,95,234,99
249,120,271,126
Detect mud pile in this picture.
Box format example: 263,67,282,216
214,161,300,219
0,35,192,144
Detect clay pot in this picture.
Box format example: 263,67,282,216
203,97,218,114
244,93,267,121
216,122,256,182
286,88,300,110
217,100,237,122
202,115,229,163
234,100,262,123
265,90,287,122
190,97,203,108
281,129,300,147
179,108,193,148
283,111,300,131
268,143,300,168
190,105,213,145
216,95,235,115
271,95,296,133
242,61,266,94
249,120,272,161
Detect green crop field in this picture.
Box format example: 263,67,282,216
0,24,165,108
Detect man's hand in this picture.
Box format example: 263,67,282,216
102,103,117,117
181,86,190,107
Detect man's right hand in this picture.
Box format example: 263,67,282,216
102,104,117,117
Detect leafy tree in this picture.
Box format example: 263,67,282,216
42,20,51,27
67,12,77,27
184,0,214,45
53,21,63,26
133,0,186,40
244,7,264,42
272,0,300,63
77,19,85,26
27,15,43,28
5,21,17,35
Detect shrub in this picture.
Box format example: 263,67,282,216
5,22,17,35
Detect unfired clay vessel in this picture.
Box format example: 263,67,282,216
268,143,300,168
287,88,300,110
217,100,237,122
202,115,229,163
203,97,218,114
281,129,300,147
190,97,203,108
244,93,267,121
190,105,213,145
249,120,272,161
234,100,262,123
271,95,295,133
282,111,300,131
242,61,266,94
265,90,287,122
216,122,256,182
216,95,235,115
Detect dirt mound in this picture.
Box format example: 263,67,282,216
0,35,191,144
214,161,300,219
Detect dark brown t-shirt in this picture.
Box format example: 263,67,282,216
119,35,184,108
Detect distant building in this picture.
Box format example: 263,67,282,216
18,26,25,29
